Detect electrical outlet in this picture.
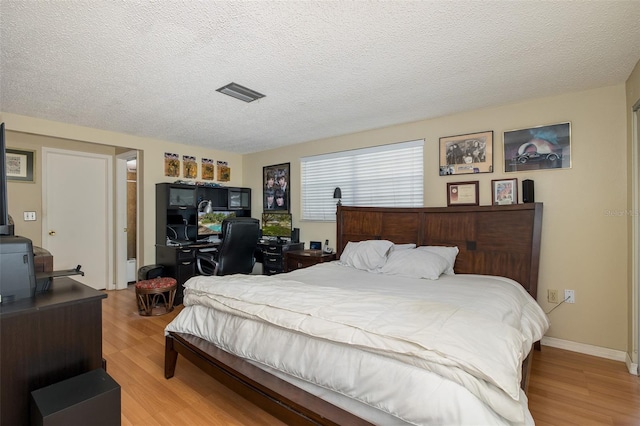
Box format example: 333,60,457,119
564,289,575,304
23,211,36,221
547,289,559,304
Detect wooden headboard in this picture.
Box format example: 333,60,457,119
336,203,543,299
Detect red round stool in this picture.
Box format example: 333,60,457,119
135,277,177,316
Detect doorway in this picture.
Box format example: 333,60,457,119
116,150,138,289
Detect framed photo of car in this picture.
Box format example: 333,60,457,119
504,122,571,173
491,178,518,205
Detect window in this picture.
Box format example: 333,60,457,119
301,140,424,220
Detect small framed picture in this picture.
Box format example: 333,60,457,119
491,178,518,205
447,181,479,206
6,148,35,183
439,130,493,176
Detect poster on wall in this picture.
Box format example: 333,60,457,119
503,122,571,172
164,152,180,177
263,162,290,212
217,160,230,182
202,158,214,180
183,155,197,179
439,131,493,176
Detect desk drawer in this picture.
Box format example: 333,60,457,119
262,245,283,255
176,248,196,260
263,255,283,269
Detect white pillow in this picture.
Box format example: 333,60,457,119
379,248,450,280
340,240,394,271
391,243,417,251
417,246,459,275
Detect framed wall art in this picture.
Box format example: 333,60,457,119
263,162,290,212
439,130,493,176
183,155,197,179
6,148,35,183
491,178,518,205
164,152,180,177
504,122,571,172
446,181,479,206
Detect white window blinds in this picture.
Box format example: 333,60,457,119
301,140,424,221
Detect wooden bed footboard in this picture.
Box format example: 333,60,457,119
165,332,373,426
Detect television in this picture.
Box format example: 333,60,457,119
0,122,12,236
261,212,292,240
198,211,235,240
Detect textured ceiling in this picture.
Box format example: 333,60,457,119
1,1,639,154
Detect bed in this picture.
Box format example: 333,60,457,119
164,203,547,425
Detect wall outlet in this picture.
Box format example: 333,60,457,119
23,211,36,221
547,289,559,304
564,289,575,304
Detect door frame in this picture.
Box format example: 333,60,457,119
41,147,114,290
633,100,640,375
116,150,138,290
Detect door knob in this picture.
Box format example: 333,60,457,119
49,230,56,236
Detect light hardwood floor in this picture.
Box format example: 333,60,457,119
103,287,640,425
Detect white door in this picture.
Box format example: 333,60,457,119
42,148,113,290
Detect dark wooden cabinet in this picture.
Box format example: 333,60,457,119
259,242,304,275
156,183,252,246
285,250,336,272
156,183,252,303
0,278,106,426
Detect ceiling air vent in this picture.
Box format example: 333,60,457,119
216,82,265,103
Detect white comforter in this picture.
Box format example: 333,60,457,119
166,263,549,425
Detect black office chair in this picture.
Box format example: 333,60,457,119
196,217,260,276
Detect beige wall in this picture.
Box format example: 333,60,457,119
1,83,632,352
0,113,244,267
626,59,640,364
244,85,630,352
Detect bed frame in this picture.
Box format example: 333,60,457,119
165,203,543,425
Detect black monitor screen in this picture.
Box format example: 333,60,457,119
261,213,292,239
198,211,235,236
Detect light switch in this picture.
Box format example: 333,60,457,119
24,211,36,221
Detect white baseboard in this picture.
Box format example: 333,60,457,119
541,336,638,375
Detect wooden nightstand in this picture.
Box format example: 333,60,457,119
285,250,336,272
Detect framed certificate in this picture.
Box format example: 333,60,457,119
446,181,479,206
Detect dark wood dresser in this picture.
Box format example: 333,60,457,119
0,277,106,426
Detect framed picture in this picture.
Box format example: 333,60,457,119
6,148,35,183
439,130,493,176
504,122,571,172
491,178,518,205
263,162,290,212
446,181,479,206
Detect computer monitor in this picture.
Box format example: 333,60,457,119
261,212,292,240
198,211,235,239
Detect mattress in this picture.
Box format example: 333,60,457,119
165,262,549,425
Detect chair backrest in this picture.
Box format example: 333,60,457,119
215,217,260,275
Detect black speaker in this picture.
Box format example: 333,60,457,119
522,179,535,203
292,228,300,243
